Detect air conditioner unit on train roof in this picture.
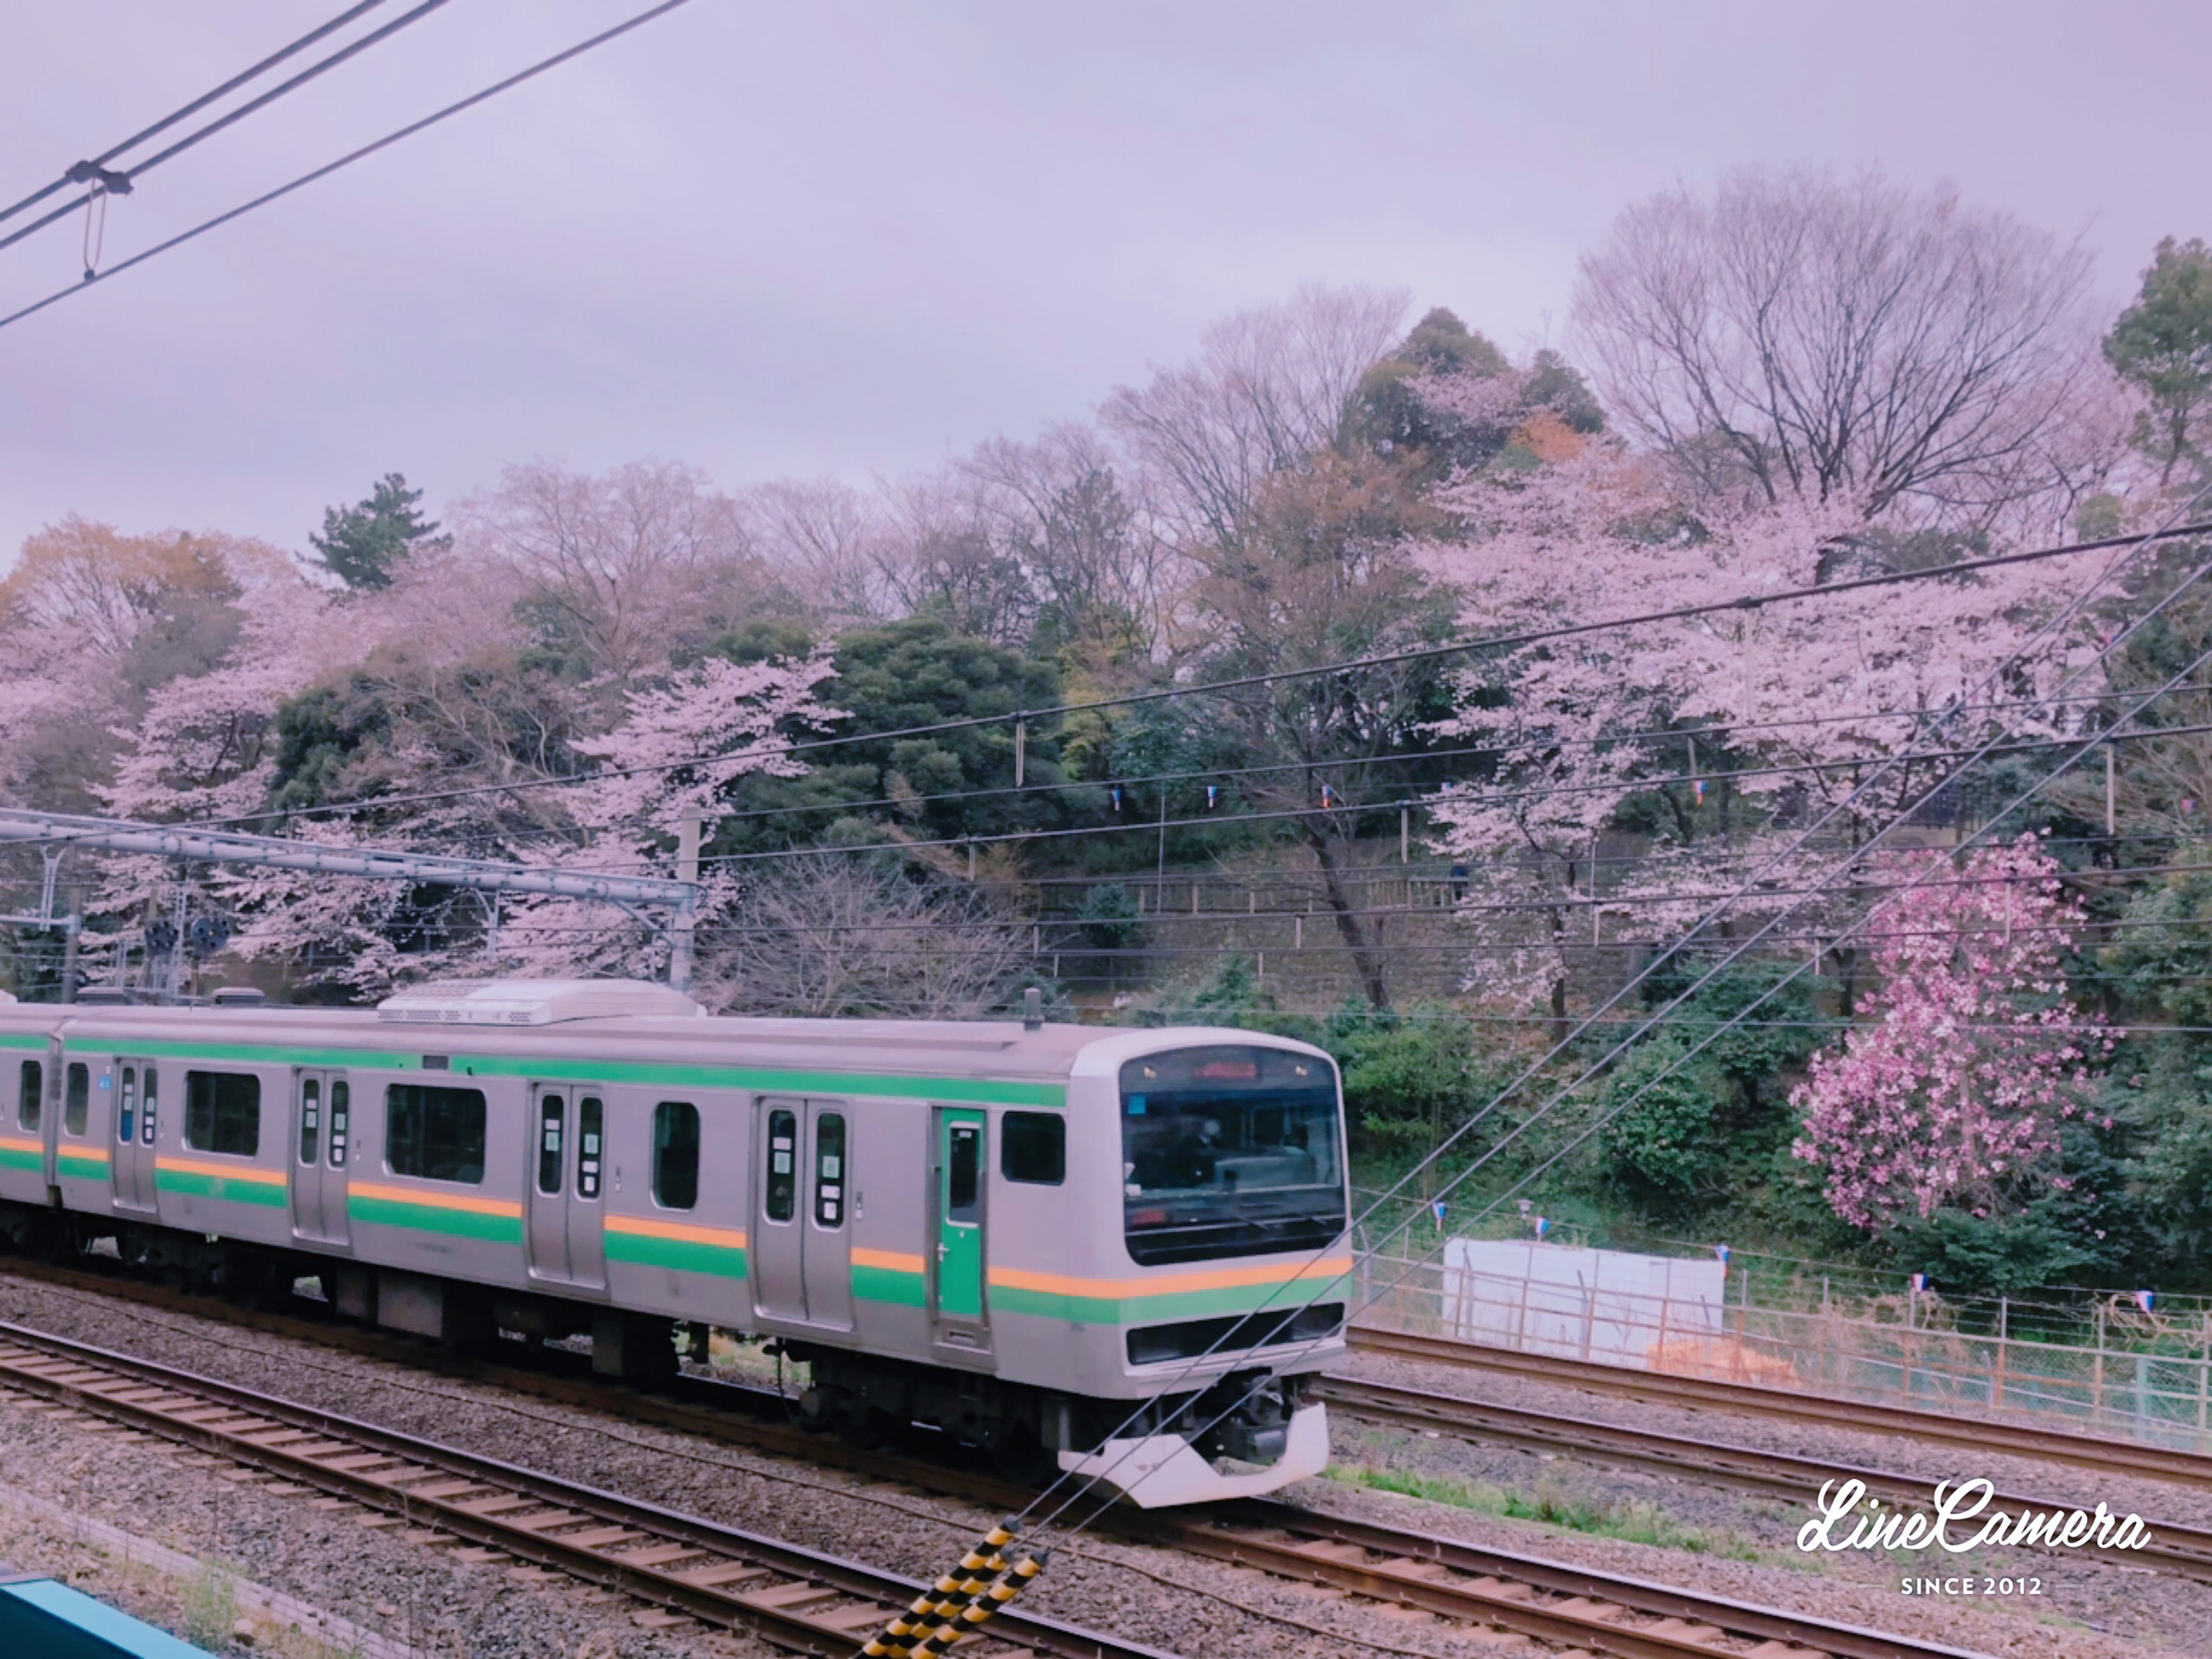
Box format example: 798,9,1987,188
375,979,704,1027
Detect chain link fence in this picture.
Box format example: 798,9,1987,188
1356,1248,2212,1452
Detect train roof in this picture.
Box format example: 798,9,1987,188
0,979,1329,1088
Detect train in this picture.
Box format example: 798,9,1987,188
0,977,1351,1506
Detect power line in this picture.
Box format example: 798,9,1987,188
0,1,391,228
680,714,2212,871
2,2,463,264
0,0,694,334
68,516,2212,845
368,676,2212,849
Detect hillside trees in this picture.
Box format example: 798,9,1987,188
455,460,772,687
1102,282,1410,547
0,520,285,810
1099,286,1458,1008
1571,166,2122,535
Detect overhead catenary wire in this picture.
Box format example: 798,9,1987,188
0,0,390,228
0,0,695,334
401,675,2212,844
680,713,2212,872
0,1,456,261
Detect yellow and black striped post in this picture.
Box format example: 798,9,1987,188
905,1548,1049,1657
855,1521,1019,1658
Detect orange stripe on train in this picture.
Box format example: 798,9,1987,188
986,1256,1355,1298
603,1214,747,1250
155,1156,286,1186
346,1179,522,1218
850,1248,927,1274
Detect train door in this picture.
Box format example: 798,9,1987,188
569,1093,606,1290
527,1085,572,1282
526,1086,606,1290
290,1071,351,1247
930,1107,989,1350
751,1098,851,1330
801,1107,852,1330
110,1060,158,1216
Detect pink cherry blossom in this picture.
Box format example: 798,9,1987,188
1789,833,2112,1230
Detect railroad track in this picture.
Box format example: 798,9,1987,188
0,1264,1996,1659
0,1319,1164,1659
1317,1373,2212,1584
1158,1503,1985,1659
1348,1323,2212,1492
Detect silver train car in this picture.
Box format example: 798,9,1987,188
0,980,1350,1506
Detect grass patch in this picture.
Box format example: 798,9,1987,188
179,1560,237,1650
1326,1462,1790,1566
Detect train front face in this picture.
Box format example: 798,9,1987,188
1053,1030,1350,1506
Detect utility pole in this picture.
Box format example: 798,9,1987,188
669,808,704,995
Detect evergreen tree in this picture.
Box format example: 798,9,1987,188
309,472,448,591
2104,237,2212,488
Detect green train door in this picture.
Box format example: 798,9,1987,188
932,1107,989,1352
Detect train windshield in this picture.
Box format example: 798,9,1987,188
1121,1046,1346,1266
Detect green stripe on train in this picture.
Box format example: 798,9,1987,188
987,1275,1353,1326
0,1034,45,1051
152,1168,288,1209
851,1264,927,1308
0,1147,39,1173
60,1039,1063,1108
604,1231,747,1279
56,1155,107,1181
346,1195,524,1245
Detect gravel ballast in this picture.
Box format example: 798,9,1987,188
0,1270,2197,1658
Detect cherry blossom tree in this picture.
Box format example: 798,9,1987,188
1420,420,2103,1015
453,460,772,689
1790,834,2113,1230
492,650,842,983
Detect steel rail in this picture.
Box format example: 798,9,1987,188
1316,1374,2212,1583
0,1263,1995,1659
1346,1323,2212,1491
1165,1502,1987,1659
0,1320,1164,1659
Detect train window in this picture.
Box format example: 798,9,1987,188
185,1071,261,1157
142,1067,158,1146
298,1078,321,1165
813,1113,847,1227
764,1107,796,1222
328,1081,349,1169
1000,1112,1064,1185
653,1101,700,1211
537,1095,564,1195
118,1068,136,1144
385,1084,487,1184
16,1060,39,1131
577,1096,603,1200
947,1124,982,1223
64,1063,87,1136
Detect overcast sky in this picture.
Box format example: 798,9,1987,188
1,0,2206,567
